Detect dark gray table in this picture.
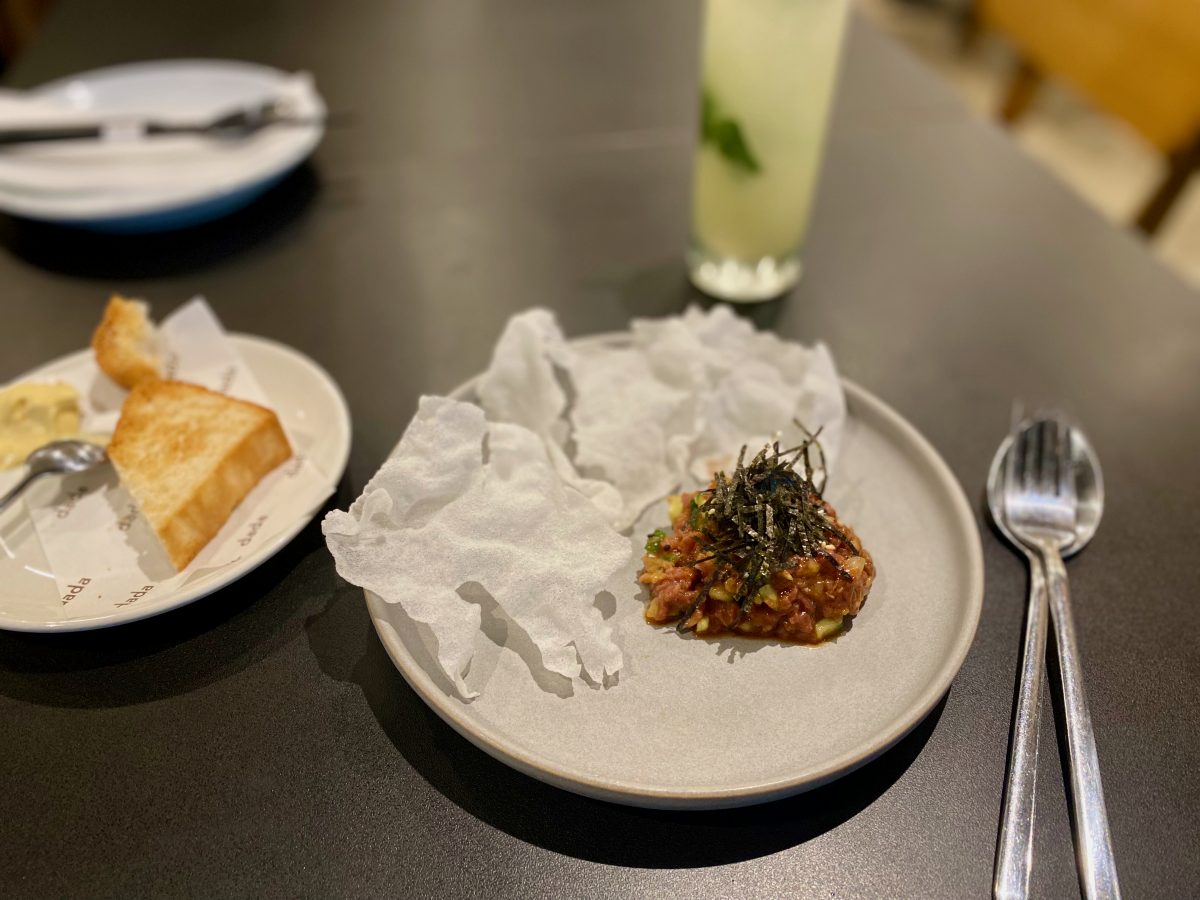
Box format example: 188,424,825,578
2,3,1197,898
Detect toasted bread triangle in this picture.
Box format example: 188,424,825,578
107,379,292,570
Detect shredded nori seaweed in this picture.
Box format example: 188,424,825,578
673,426,854,632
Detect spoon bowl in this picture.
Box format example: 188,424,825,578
987,427,1104,558
25,439,108,476
0,439,109,516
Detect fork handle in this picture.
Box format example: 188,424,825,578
0,121,207,146
1038,545,1121,900
994,554,1049,900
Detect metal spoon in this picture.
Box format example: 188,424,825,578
989,427,1104,558
987,423,1105,900
0,440,108,516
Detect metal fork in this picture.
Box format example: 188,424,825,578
991,423,1050,900
1003,417,1120,900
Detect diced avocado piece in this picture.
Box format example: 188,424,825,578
757,582,789,611
814,616,844,640
666,494,684,522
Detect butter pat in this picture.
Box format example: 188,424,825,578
0,382,83,469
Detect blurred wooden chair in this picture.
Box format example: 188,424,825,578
979,0,1200,236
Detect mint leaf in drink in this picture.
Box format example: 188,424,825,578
701,88,762,174
711,119,760,174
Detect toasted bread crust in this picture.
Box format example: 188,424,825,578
108,379,292,570
92,295,161,390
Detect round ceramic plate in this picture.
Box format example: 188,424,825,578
0,335,350,632
366,337,983,809
0,60,324,230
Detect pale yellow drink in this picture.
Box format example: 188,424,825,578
689,0,849,302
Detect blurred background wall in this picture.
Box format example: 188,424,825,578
0,0,51,73
860,0,1200,289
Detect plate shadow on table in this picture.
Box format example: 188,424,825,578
0,163,320,281
0,482,351,710
304,588,948,868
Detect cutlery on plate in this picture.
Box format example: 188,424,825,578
0,440,107,515
0,98,323,147
997,414,1119,900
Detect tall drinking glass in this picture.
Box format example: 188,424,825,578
687,0,849,303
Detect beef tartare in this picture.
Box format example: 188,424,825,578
638,433,874,644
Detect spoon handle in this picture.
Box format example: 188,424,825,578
0,470,42,516
1039,546,1121,900
994,554,1049,900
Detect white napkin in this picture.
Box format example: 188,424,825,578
0,89,99,126
324,397,629,699
22,298,334,616
477,305,847,529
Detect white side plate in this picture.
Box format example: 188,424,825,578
0,60,324,221
0,335,350,632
